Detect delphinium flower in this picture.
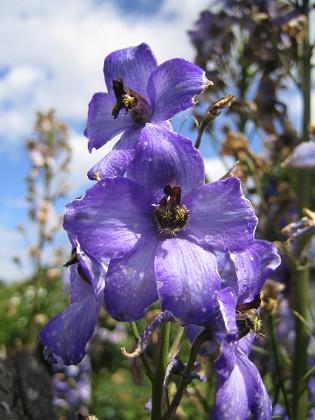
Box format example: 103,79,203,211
212,241,280,419
187,240,280,419
63,126,258,326
211,290,272,420
40,237,108,364
85,42,211,180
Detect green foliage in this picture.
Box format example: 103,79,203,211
0,270,68,352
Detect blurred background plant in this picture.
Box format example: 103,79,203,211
189,0,315,418
1,110,71,353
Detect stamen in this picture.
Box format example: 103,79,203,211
154,185,189,236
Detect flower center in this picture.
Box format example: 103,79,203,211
154,185,190,236
235,295,262,339
112,77,151,125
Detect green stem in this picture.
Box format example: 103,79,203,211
129,322,154,381
292,268,309,419
162,329,212,419
292,1,312,417
269,312,292,419
151,322,171,420
168,325,185,360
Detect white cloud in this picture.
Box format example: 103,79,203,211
204,156,235,182
68,133,118,196
0,226,32,282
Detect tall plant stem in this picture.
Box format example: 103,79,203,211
292,0,312,418
151,322,171,420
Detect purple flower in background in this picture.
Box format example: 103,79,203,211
40,238,108,365
64,133,257,324
85,42,211,179
52,355,91,417
283,140,315,168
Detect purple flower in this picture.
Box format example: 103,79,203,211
211,288,272,420
40,239,108,365
187,240,280,418
85,42,210,179
64,131,257,325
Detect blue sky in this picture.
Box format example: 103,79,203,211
0,0,220,282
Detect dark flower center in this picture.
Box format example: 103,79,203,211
235,294,262,339
154,185,190,236
112,77,151,125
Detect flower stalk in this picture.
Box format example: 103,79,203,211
292,0,312,417
151,322,171,420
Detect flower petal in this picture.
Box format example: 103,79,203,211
232,248,261,302
87,129,141,180
70,244,108,302
63,178,155,259
156,238,221,325
85,92,135,152
184,177,257,252
212,342,272,420
233,240,280,301
148,58,209,120
104,42,157,99
104,239,159,321
40,293,101,365
127,123,205,199
252,240,281,288
217,288,238,340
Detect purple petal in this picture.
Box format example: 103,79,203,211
127,123,205,199
233,240,280,302
233,240,280,301
63,178,155,259
219,240,280,302
70,244,108,302
284,141,315,169
148,59,209,120
252,240,281,289
104,240,159,321
212,342,272,420
232,247,261,302
87,129,141,180
156,238,221,325
85,92,135,152
217,288,238,340
215,252,237,288
184,177,257,252
104,43,157,99
40,293,101,365
69,265,94,304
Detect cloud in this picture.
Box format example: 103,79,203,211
67,133,118,196
204,156,235,182
0,226,33,282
